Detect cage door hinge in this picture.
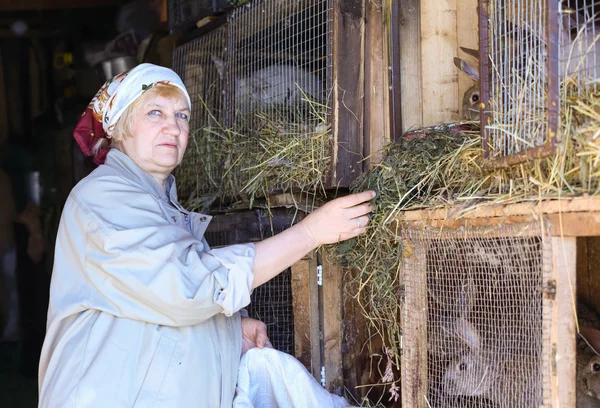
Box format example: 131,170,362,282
320,365,326,387
317,264,323,286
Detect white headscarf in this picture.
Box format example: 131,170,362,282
90,63,192,137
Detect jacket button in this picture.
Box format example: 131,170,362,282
172,216,177,223
200,216,207,222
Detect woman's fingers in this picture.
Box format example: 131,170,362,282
350,214,371,231
337,190,376,209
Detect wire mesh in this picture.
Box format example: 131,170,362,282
173,25,228,202
484,0,555,161
226,0,332,123
560,0,600,95
172,0,333,203
203,209,299,355
401,223,553,408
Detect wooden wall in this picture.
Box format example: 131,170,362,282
400,0,479,131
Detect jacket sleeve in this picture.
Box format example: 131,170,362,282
64,177,255,327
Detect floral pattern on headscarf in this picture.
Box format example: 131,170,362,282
73,63,191,165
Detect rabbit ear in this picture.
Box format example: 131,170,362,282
211,55,225,79
458,276,474,319
580,325,600,355
454,57,480,82
454,318,481,351
459,47,480,60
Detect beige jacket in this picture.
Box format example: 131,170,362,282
38,149,255,408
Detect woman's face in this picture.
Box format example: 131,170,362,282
119,92,190,182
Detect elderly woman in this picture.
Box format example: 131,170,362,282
38,63,374,408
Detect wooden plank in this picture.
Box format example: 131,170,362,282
420,0,459,125
576,237,590,308
364,0,391,166
401,197,600,221
399,0,423,132
341,266,370,402
548,237,577,408
455,0,479,119
322,250,344,393
290,252,321,378
402,212,600,237
400,239,428,408
0,0,121,10
584,238,600,315
330,0,365,188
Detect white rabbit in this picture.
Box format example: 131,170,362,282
211,56,324,115
441,319,542,407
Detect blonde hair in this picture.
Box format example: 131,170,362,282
91,83,188,156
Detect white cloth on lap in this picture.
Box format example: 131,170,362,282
233,348,358,408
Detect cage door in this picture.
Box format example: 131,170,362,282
479,0,560,166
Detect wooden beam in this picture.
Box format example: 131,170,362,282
0,0,121,11
455,0,479,119
420,0,459,125
401,212,600,237
579,238,600,315
330,0,365,188
547,237,577,408
364,0,390,167
401,197,600,221
399,0,423,132
290,252,321,378
400,238,428,408
322,250,344,393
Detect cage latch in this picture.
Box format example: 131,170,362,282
317,264,323,286
320,365,326,387
542,280,557,300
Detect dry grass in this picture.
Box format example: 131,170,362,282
176,100,331,212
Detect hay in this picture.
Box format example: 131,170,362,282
176,99,331,212
333,81,600,405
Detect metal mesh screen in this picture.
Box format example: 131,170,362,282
483,0,558,164
483,0,600,165
203,209,299,355
401,223,553,408
173,25,227,201
172,0,333,202
226,0,332,122
560,0,600,94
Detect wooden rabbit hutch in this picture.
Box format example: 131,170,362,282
171,0,391,207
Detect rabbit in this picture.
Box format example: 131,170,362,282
428,274,476,359
453,47,481,122
576,303,600,407
441,319,542,407
211,56,324,115
577,325,600,407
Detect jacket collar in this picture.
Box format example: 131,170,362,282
104,148,179,205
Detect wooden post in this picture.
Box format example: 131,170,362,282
330,0,366,188
399,0,423,132
322,250,344,393
420,0,459,125
578,237,600,314
290,252,321,379
400,239,428,408
364,0,391,166
547,237,577,407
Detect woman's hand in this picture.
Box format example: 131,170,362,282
241,317,273,355
298,190,376,246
